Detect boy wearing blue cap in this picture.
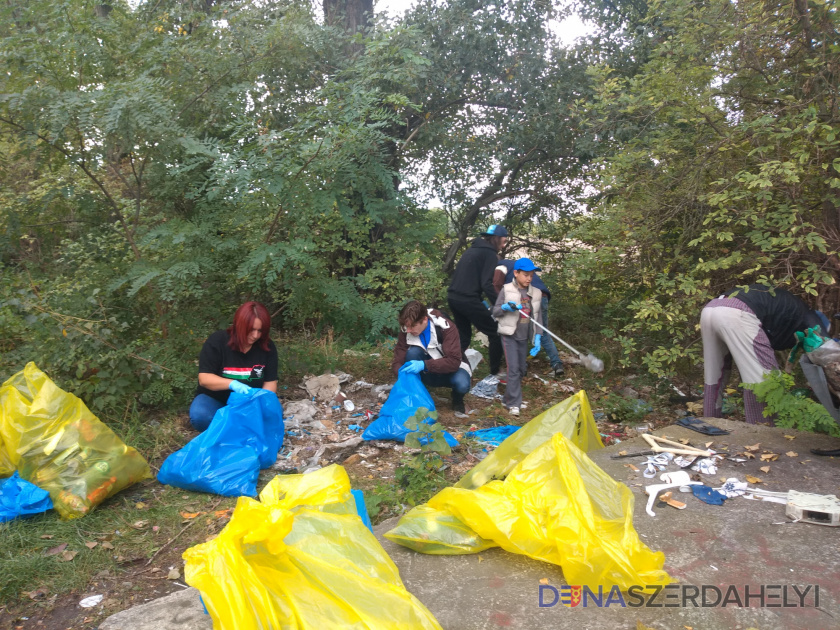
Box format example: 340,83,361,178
491,258,543,415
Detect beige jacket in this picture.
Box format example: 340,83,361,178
492,282,542,339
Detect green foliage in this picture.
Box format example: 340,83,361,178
403,407,451,463
746,371,840,437
572,0,840,376
601,393,652,424
393,464,447,509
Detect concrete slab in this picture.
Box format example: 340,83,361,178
98,587,210,630
99,417,840,629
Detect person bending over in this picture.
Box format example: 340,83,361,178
189,301,278,431
391,300,472,414
701,284,828,425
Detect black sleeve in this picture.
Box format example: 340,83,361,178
198,331,225,375
482,252,500,303
264,340,279,381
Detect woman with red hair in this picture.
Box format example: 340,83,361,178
189,302,279,431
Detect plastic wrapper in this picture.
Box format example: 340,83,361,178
456,390,603,490
386,430,671,591
363,372,457,446
0,363,151,519
158,388,283,497
183,465,441,630
807,339,840,367
0,471,53,523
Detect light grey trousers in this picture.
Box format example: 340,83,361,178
502,335,528,408
700,302,778,425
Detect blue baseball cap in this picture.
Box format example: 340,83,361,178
481,224,509,237
513,257,541,272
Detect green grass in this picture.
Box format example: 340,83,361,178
0,476,236,607
0,333,399,611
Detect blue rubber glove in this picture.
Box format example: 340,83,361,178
501,301,522,312
530,334,542,357
229,380,250,395
400,360,425,375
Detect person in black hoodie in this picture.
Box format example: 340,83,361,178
447,224,508,376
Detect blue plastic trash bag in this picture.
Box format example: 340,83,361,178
0,471,53,523
363,372,458,446
158,389,284,497
465,426,520,447
351,489,374,533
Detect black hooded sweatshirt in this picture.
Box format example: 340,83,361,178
447,237,500,303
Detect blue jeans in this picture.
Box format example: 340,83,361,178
189,394,225,431
404,346,471,398
541,296,563,369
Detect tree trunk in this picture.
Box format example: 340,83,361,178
324,0,373,32
324,0,373,55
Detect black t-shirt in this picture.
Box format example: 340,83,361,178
196,330,279,403
728,284,822,350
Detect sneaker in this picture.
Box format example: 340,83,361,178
452,399,466,414
508,406,520,416
520,401,528,409
552,364,565,377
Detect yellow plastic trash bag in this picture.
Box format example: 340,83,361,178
380,504,496,555
386,432,671,592
0,431,14,478
0,362,151,519
457,390,602,490
184,465,442,630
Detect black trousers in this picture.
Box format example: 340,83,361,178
447,294,502,374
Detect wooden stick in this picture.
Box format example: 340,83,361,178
642,434,714,457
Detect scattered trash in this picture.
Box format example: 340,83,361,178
468,375,503,400
691,485,727,506
348,424,362,433
302,374,341,402
0,362,151,519
343,399,355,412
183,465,442,630
645,471,702,517
786,490,840,526
642,453,674,478
675,417,730,436
0,471,52,523
658,491,686,510
373,383,393,401
465,426,520,447
464,349,483,372
158,389,283,497
641,434,714,457
79,594,103,608
714,478,787,503
282,400,323,430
